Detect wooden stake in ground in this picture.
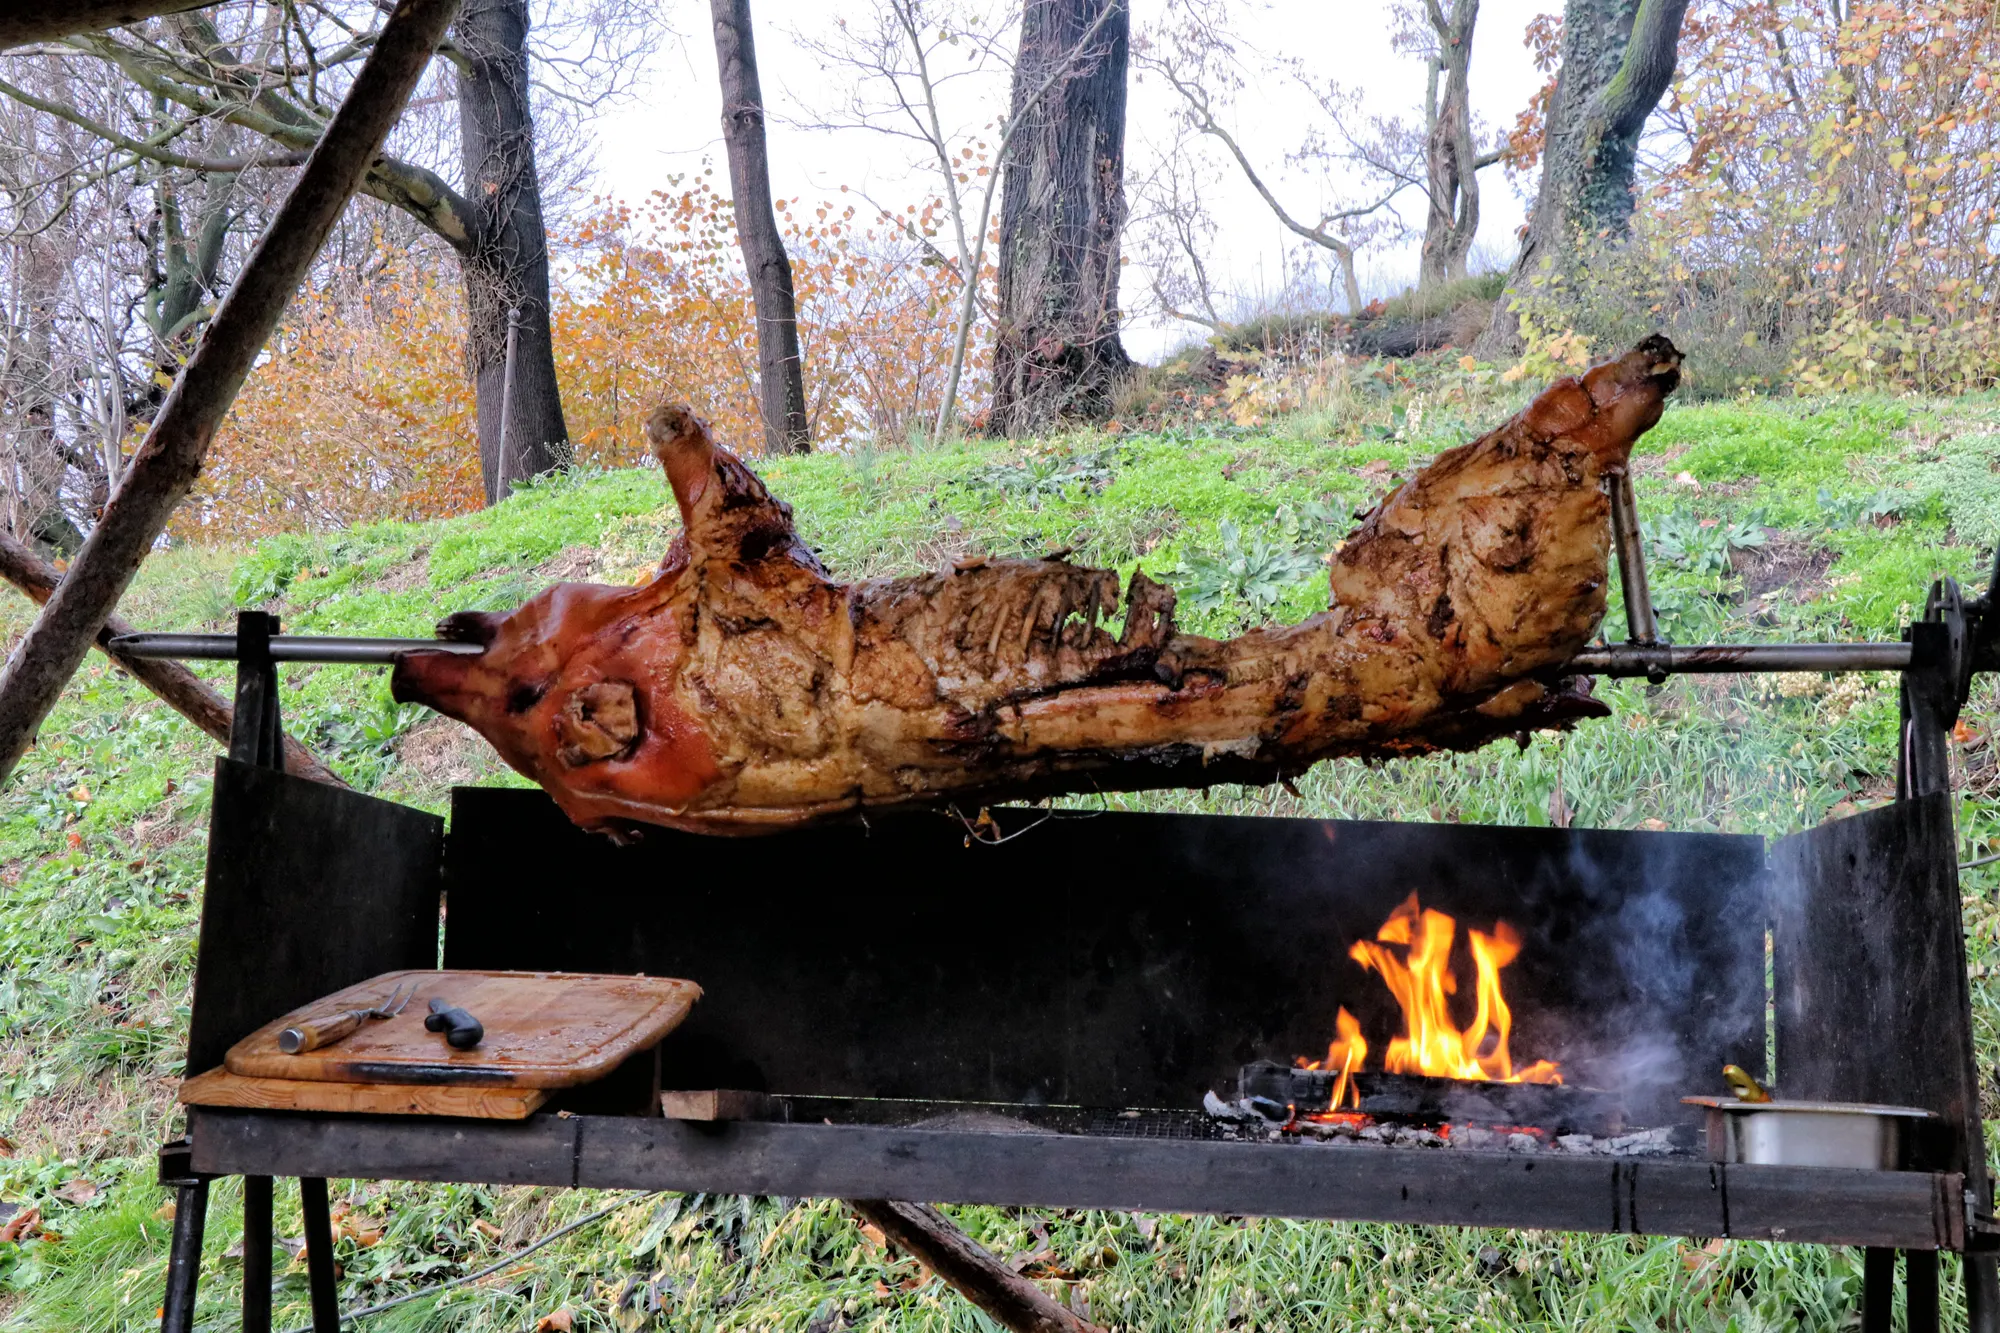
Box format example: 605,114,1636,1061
0,532,346,787
0,0,460,789
847,1199,1105,1333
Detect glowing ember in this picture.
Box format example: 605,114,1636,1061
1302,892,1561,1108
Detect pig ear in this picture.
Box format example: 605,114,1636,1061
644,404,717,529
437,609,502,646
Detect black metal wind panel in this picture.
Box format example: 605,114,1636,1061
440,790,1765,1125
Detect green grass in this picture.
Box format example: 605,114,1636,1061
4,369,2000,1330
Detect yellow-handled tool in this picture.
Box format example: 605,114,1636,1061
278,981,416,1054
1722,1063,1772,1103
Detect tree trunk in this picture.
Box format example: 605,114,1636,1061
455,0,569,503
711,0,809,455
1419,0,1482,288
2,230,70,554
1484,0,1690,349
990,0,1133,437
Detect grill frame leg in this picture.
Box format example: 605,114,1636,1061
1863,1247,1895,1333
299,1176,341,1332
242,1175,274,1333
1968,1249,2000,1333
158,1177,210,1333
1905,1248,1939,1332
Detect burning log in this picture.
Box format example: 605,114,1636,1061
393,337,1683,835
1237,1062,1626,1138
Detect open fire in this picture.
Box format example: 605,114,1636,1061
1304,893,1563,1112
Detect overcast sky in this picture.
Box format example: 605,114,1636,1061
584,0,1555,360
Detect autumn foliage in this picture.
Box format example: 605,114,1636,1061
1660,0,2000,391
186,175,980,538
1510,0,2000,394
174,259,482,540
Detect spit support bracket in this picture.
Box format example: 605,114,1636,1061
1585,471,1998,705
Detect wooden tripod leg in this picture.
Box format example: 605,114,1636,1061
847,1199,1104,1333
299,1177,341,1332
158,1178,210,1333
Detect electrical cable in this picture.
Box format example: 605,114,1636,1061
273,1190,662,1332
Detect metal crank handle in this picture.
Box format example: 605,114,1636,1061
278,1009,367,1054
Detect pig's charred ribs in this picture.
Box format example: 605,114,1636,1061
393,336,1684,834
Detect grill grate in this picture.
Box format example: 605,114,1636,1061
1085,1109,1219,1140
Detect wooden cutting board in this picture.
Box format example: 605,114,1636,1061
223,969,700,1088
181,1068,550,1119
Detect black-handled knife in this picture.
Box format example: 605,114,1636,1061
424,997,484,1050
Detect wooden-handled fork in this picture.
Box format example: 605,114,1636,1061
278,981,417,1055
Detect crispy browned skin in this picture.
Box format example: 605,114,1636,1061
393,336,1683,834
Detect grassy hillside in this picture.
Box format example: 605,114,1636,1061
4,368,2000,1331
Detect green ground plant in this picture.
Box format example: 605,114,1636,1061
4,365,2000,1330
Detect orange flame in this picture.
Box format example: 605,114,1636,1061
1312,892,1561,1094
1310,1006,1369,1110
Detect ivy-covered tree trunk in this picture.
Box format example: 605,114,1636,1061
456,0,569,503
1485,0,1689,347
990,0,1132,437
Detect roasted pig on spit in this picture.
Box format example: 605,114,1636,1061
393,335,1683,835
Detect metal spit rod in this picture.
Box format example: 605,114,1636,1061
104,631,1916,676
1569,642,1913,677
106,633,482,664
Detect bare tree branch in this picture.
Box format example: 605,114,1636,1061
1150,59,1404,313
0,75,307,171
848,1200,1105,1333
66,27,482,252
0,0,459,787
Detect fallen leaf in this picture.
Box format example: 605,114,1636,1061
1638,817,1670,832
1016,1255,1081,1281
0,1203,42,1243
155,1199,177,1222
0,1134,15,1157
54,1178,99,1207
533,1309,575,1332
858,1221,888,1252
473,1218,503,1241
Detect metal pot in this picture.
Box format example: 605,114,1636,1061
1681,1096,1934,1169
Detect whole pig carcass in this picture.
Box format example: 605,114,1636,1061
392,336,1683,835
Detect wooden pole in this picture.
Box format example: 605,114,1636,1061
0,532,346,786
0,0,460,788
0,1,216,49
847,1199,1105,1333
